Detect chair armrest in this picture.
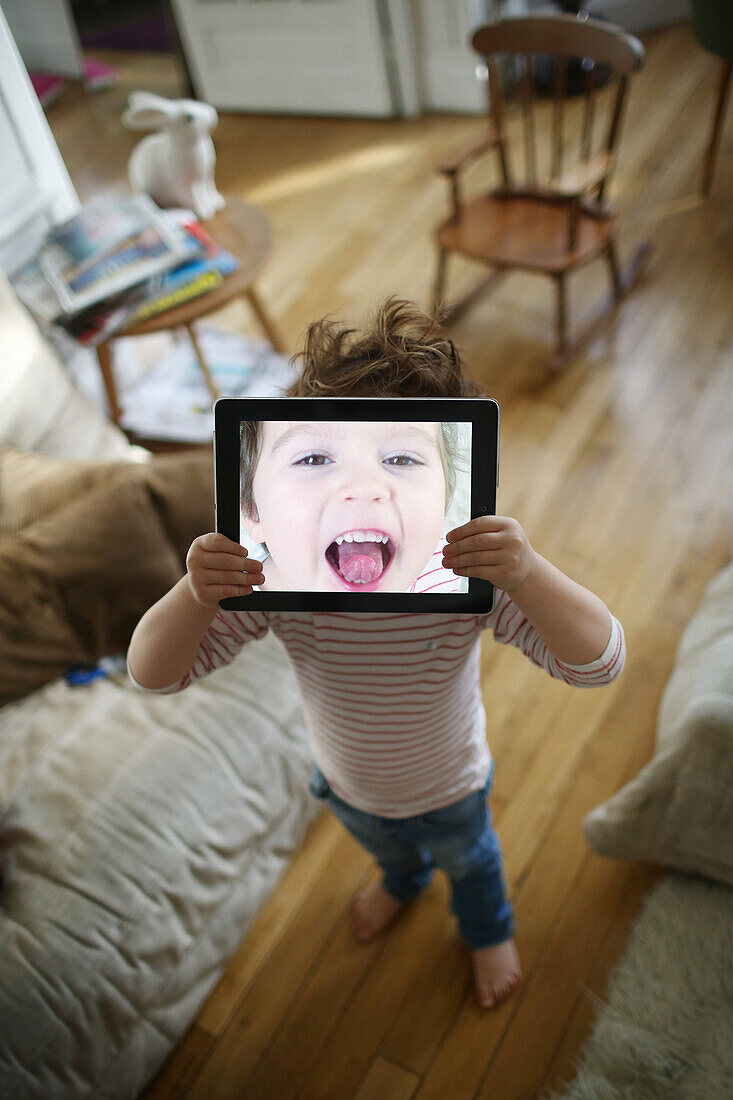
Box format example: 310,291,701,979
437,134,499,176
553,152,614,197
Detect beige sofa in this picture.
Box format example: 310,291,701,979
583,561,733,887
0,274,317,1097
550,558,733,1097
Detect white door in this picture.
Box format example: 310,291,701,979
411,0,533,113
411,0,489,113
171,0,398,117
0,5,79,276
1,0,83,78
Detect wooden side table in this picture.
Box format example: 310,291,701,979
95,196,285,424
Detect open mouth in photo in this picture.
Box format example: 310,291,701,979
324,529,396,591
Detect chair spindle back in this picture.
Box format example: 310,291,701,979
473,15,643,200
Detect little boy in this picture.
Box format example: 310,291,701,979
128,298,625,1009
239,418,470,593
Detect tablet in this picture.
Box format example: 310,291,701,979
214,396,499,614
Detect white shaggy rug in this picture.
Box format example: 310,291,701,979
548,873,733,1100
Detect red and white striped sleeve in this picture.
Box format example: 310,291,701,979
127,609,270,694
410,544,466,594
481,589,625,687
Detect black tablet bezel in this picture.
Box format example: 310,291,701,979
214,396,499,614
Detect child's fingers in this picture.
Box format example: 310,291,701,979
208,569,264,586
443,533,506,557
198,532,247,555
443,550,505,569
203,551,263,571
445,516,505,541
207,582,258,601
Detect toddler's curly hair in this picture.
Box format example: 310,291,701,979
241,297,483,519
284,296,482,399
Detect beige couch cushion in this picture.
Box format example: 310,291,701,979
0,474,183,705
0,446,124,537
583,562,733,885
0,445,214,562
131,450,216,565
0,446,219,704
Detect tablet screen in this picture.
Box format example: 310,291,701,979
215,397,497,613
238,419,472,594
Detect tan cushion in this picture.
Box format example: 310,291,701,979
0,475,182,705
126,450,214,564
0,447,120,537
583,563,733,885
0,446,214,560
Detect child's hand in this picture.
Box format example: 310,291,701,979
185,533,265,608
442,516,535,594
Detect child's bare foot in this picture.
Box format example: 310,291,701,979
472,938,522,1009
350,879,404,943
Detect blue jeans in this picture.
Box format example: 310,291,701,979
308,759,514,950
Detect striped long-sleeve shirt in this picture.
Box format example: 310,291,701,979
129,583,625,818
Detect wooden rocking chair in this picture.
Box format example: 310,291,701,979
433,14,651,367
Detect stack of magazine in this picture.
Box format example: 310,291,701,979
14,195,239,347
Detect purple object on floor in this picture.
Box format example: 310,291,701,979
30,72,66,108
83,57,119,90
80,16,172,53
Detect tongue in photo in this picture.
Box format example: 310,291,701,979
337,540,383,583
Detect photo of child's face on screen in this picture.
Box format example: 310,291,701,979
239,420,471,594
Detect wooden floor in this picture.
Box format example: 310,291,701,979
49,22,732,1099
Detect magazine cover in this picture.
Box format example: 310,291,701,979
60,222,239,345
119,221,239,329
39,195,199,315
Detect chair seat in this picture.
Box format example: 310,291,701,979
437,193,614,273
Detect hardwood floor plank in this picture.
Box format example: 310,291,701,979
241,882,389,1098
141,1024,215,1100
297,872,460,1100
352,1056,420,1100
380,920,471,1078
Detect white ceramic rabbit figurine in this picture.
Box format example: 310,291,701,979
122,92,226,220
